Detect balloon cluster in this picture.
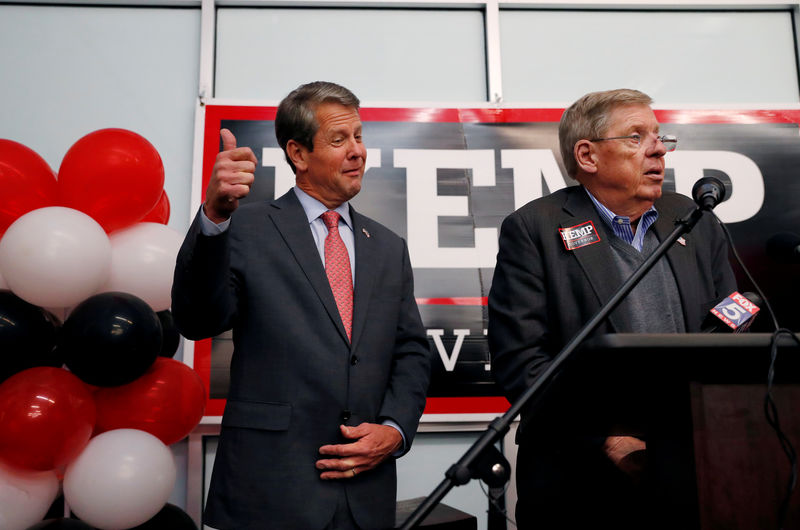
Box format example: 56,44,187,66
0,131,203,530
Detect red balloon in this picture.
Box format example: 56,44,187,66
0,367,95,471
94,357,206,445
58,129,165,233
0,139,58,234
140,189,171,224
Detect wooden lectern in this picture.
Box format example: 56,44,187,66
569,333,800,529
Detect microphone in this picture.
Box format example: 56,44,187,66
692,177,727,210
766,232,800,264
702,291,762,333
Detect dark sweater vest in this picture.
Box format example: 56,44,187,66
607,228,686,333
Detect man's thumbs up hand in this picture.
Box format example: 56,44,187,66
204,128,258,223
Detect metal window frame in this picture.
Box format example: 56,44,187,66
10,0,798,107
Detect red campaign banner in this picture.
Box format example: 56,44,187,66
194,104,800,418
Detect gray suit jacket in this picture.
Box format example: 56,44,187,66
488,186,736,426
172,190,432,529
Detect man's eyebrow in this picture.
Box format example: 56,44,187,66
625,121,659,133
329,124,361,135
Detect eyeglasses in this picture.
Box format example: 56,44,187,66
589,134,678,152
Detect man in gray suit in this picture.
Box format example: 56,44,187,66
172,81,432,529
488,89,736,529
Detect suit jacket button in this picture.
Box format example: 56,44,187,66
341,410,351,422
350,355,359,365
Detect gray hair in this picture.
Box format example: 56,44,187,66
558,89,653,178
275,81,361,173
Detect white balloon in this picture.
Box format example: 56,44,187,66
0,461,60,530
102,222,183,312
64,429,176,530
0,207,111,307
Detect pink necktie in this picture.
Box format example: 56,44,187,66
321,211,353,341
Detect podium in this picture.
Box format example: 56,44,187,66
562,333,800,529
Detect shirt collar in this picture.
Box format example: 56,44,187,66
293,186,352,229
583,186,658,230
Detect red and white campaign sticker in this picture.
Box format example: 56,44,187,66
559,221,601,251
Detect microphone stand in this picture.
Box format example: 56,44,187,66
400,204,709,529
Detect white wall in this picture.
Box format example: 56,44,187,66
499,9,799,104
0,4,200,236
216,7,487,102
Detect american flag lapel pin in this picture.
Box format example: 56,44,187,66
677,237,686,246
362,228,370,238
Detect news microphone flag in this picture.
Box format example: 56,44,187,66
709,292,760,331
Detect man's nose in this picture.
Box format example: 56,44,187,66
649,135,668,157
347,137,366,158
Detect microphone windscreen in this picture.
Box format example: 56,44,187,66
692,177,727,210
740,291,763,309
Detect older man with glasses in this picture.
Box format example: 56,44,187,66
488,88,735,529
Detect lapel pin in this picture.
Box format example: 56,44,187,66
677,237,686,246
362,228,370,238
558,221,601,251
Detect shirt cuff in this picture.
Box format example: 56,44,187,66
382,419,407,456
199,204,231,235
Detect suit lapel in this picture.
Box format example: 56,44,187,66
268,191,351,345
652,199,702,330
560,188,626,332
350,207,376,351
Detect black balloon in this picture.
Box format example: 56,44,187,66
129,503,198,530
156,310,180,358
0,289,61,382
59,292,162,386
26,518,95,530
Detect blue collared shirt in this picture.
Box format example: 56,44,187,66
584,187,659,252
293,187,356,284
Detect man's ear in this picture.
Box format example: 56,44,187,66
575,139,598,175
286,139,308,172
